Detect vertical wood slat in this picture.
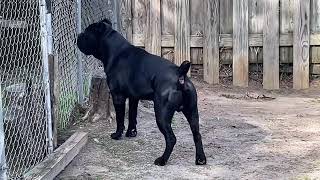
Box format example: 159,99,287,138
280,0,294,64
146,0,161,55
118,0,133,42
49,55,58,148
233,0,249,87
220,0,233,34
219,0,233,65
249,0,264,63
263,0,280,89
190,0,204,65
161,0,175,61
203,0,219,84
175,0,190,74
293,0,310,89
311,0,320,64
132,0,147,39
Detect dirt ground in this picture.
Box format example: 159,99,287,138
56,78,320,180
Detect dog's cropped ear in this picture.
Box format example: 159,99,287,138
91,19,113,35
101,18,112,26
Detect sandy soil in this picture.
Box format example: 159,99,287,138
56,79,320,180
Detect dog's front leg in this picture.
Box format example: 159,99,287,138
111,94,126,140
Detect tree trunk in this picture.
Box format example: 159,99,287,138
82,75,115,123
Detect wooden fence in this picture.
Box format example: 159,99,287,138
115,0,320,90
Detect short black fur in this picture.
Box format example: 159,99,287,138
77,19,206,166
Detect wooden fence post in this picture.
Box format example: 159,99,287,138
263,0,280,89
118,0,133,42
311,0,320,75
293,0,310,89
146,0,161,56
0,86,7,180
175,0,190,75
233,0,249,87
203,0,219,84
161,0,175,62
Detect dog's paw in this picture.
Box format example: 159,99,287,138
154,157,167,166
125,129,137,137
111,132,122,140
195,155,207,165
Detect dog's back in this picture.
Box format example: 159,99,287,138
107,46,183,100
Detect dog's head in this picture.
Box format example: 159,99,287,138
77,19,113,57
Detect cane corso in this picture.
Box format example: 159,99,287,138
77,19,206,166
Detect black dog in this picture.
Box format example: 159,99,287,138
77,19,206,166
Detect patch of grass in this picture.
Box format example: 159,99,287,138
83,78,91,97
58,92,78,128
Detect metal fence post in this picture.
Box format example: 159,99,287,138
76,0,84,104
0,86,7,180
112,0,119,31
39,0,54,154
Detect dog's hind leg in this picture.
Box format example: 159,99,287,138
153,96,176,166
182,82,207,165
182,107,207,165
111,94,126,140
126,98,138,137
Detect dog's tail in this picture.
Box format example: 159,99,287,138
178,60,191,77
177,60,190,87
173,61,191,112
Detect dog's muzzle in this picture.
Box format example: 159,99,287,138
77,33,93,55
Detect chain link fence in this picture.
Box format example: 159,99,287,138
51,0,115,130
0,0,116,178
81,0,115,98
51,0,79,129
0,0,48,178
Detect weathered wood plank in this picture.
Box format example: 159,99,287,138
233,0,249,87
249,0,264,34
118,0,133,42
49,55,60,148
161,0,175,62
190,0,204,65
311,0,320,33
293,0,310,89
161,0,175,35
280,0,294,64
161,48,174,62
145,0,161,55
311,64,320,74
23,132,88,180
175,0,190,74
249,0,264,64
219,0,233,67
203,0,219,84
263,0,280,89
311,47,320,63
220,0,233,34
132,33,320,48
311,0,320,63
132,0,147,36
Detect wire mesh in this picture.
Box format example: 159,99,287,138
51,0,114,130
0,0,116,178
51,0,79,130
0,0,48,178
81,0,115,97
